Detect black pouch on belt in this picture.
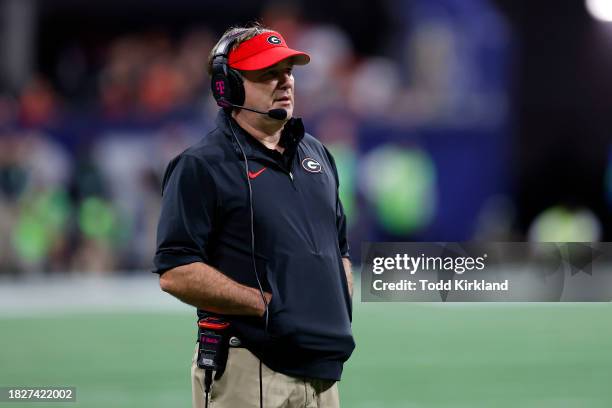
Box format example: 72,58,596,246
197,316,231,380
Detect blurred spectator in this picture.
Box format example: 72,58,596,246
528,206,603,242
348,57,402,118
294,25,355,118
0,94,18,127
0,131,71,275
18,76,60,127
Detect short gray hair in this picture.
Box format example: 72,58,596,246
207,23,274,76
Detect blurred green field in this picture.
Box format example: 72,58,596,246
1,301,611,408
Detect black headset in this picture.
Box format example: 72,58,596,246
210,35,245,108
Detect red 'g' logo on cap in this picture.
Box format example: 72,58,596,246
267,35,282,45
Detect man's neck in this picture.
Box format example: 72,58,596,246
232,110,286,152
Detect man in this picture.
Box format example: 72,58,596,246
154,24,354,408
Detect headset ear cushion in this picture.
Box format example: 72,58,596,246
226,69,245,106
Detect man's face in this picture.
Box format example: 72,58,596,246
240,59,295,120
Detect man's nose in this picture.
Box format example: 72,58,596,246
277,72,292,88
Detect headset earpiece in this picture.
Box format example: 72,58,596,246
226,68,245,106
210,37,245,108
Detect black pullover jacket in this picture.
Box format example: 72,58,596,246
154,110,355,380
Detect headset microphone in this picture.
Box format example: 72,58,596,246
217,99,287,120
267,108,288,120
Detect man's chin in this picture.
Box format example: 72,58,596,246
270,106,293,120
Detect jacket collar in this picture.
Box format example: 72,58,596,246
216,109,305,163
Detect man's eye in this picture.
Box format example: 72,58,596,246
260,69,291,80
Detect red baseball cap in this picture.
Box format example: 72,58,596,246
228,31,310,71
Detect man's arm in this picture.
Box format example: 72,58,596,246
155,156,272,316
159,262,271,316
342,257,353,298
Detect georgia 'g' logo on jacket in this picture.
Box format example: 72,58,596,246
301,157,322,173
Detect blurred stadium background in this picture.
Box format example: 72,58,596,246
1,0,611,406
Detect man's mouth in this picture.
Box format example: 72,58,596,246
274,96,291,102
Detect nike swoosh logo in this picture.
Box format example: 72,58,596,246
248,167,267,179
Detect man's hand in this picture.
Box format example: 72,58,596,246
342,258,353,298
257,292,273,317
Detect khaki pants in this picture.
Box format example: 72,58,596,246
191,345,340,408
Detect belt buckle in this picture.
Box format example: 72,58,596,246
229,336,242,347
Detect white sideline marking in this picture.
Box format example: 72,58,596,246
0,274,193,317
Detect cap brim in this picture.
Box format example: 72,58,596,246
230,48,310,71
